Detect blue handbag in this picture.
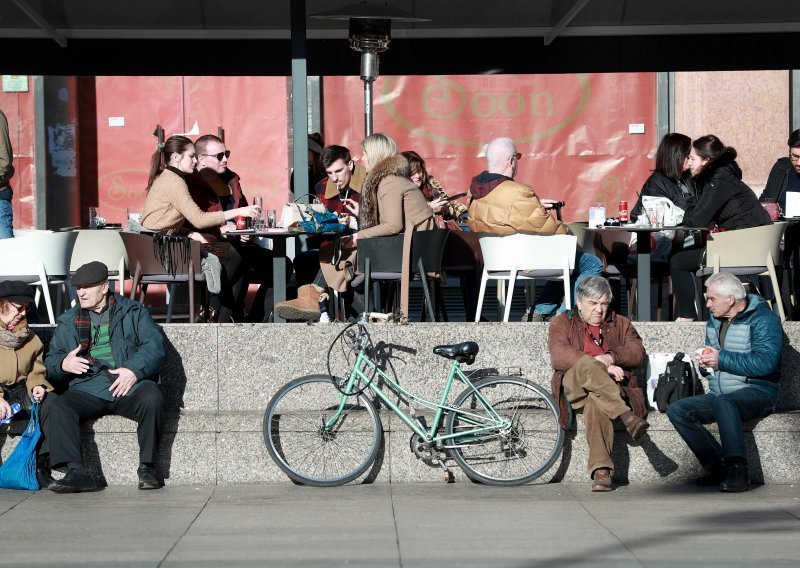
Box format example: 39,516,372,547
298,210,346,234
0,402,42,491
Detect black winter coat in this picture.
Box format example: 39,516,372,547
682,151,771,230
759,157,794,211
630,171,696,222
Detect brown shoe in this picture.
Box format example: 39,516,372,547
275,285,324,322
620,410,649,440
591,467,613,492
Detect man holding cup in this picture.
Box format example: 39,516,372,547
187,135,290,322
667,272,782,492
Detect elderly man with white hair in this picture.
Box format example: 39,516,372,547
548,275,649,492
468,136,602,321
668,271,783,492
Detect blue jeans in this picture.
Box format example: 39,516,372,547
533,251,603,315
0,198,12,239
666,388,775,466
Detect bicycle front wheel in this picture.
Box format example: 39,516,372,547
264,374,382,487
445,376,564,486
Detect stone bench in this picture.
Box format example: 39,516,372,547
4,321,797,486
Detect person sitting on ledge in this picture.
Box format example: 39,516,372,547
667,271,782,492
548,275,649,492
41,261,165,493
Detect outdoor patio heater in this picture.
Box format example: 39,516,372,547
312,3,429,137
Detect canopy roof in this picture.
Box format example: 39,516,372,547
2,1,799,74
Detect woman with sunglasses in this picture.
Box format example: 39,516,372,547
140,135,261,322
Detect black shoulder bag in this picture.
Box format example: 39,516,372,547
654,352,700,413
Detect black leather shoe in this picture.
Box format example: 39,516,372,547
137,465,161,490
36,468,57,491
720,463,750,492
51,469,100,494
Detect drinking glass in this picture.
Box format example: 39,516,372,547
655,203,665,228
267,209,277,228
645,208,657,227
252,197,265,230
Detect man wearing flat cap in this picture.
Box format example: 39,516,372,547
42,261,165,493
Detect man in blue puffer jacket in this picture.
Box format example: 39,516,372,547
668,272,782,492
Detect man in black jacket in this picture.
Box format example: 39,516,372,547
760,129,800,318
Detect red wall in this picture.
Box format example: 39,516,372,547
323,73,657,221
79,76,290,225
8,73,657,228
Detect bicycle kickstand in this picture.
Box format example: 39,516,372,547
437,459,454,483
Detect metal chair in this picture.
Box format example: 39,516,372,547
119,232,204,323
592,229,672,320
353,228,449,321
475,233,577,322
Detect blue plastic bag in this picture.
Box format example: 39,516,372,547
0,402,42,491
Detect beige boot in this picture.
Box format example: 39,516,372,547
275,285,325,322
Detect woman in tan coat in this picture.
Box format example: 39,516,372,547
140,135,261,322
0,281,52,419
275,133,434,322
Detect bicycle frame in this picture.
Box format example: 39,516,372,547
325,348,511,447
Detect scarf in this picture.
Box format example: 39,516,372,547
0,324,32,350
76,294,116,365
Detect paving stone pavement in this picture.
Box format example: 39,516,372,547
0,482,798,567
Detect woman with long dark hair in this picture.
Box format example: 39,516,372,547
140,135,260,322
630,133,694,222
670,135,771,321
401,150,467,222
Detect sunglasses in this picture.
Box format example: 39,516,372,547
201,150,231,161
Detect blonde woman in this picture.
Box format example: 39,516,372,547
276,133,435,321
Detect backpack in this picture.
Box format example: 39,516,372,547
653,352,699,413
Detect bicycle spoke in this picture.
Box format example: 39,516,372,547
264,375,382,486
446,377,563,485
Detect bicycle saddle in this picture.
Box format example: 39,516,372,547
432,341,479,364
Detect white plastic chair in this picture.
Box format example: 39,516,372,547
697,222,787,322
0,231,79,323
475,233,577,322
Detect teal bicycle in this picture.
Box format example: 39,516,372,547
263,320,564,487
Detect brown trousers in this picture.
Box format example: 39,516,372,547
562,356,631,476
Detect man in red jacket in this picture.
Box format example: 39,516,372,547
548,275,649,492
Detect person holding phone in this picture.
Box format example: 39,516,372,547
402,150,467,222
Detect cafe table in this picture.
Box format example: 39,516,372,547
584,223,708,321
226,227,337,323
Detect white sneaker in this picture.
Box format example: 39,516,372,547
318,312,331,324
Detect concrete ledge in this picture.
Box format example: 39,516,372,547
14,321,800,486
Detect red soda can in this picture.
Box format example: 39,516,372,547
618,200,629,223
235,215,249,230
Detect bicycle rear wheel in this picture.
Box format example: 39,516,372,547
445,376,564,486
264,374,382,487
